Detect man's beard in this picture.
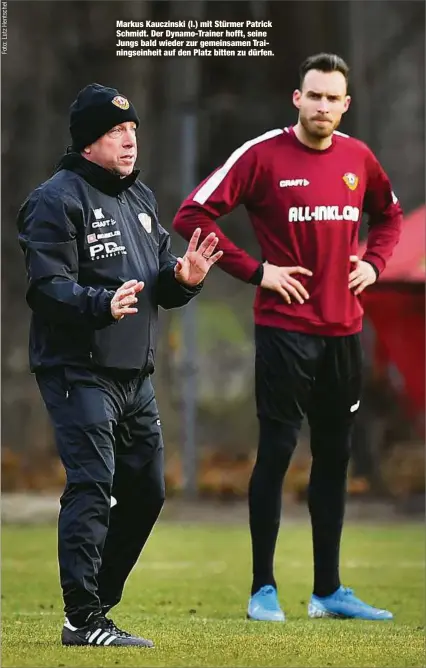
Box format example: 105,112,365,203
300,113,340,139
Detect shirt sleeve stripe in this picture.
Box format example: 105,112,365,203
193,128,284,205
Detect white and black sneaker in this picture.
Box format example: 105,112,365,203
61,612,154,647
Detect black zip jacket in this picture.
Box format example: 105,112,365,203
17,153,202,374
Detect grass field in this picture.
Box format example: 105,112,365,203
2,520,425,667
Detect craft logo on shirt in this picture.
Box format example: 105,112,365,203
111,95,130,110
279,178,310,188
138,212,152,233
91,209,117,228
342,173,359,191
93,218,117,228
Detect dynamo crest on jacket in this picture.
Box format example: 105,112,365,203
138,213,152,233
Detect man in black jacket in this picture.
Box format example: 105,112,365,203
17,83,222,648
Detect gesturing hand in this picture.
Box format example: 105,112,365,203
174,227,223,287
348,255,377,295
110,279,144,320
261,261,313,304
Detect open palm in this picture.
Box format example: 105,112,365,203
174,228,223,286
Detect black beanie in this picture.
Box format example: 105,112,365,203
69,83,140,151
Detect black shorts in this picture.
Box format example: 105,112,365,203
255,325,362,428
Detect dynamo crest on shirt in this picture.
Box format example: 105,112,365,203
111,95,130,110
343,173,359,191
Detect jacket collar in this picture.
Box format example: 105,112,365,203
56,152,139,197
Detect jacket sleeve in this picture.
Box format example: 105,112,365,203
173,139,266,285
156,222,203,310
17,188,116,329
361,150,403,276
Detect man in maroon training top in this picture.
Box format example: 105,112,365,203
173,53,402,622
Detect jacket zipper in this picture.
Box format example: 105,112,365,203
117,190,151,374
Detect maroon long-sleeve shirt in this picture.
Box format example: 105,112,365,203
173,126,403,336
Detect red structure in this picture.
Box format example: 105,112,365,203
360,206,425,434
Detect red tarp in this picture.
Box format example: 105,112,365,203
360,205,425,283
359,206,425,431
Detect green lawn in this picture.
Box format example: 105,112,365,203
2,521,425,667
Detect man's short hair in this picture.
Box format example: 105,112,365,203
299,53,349,88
